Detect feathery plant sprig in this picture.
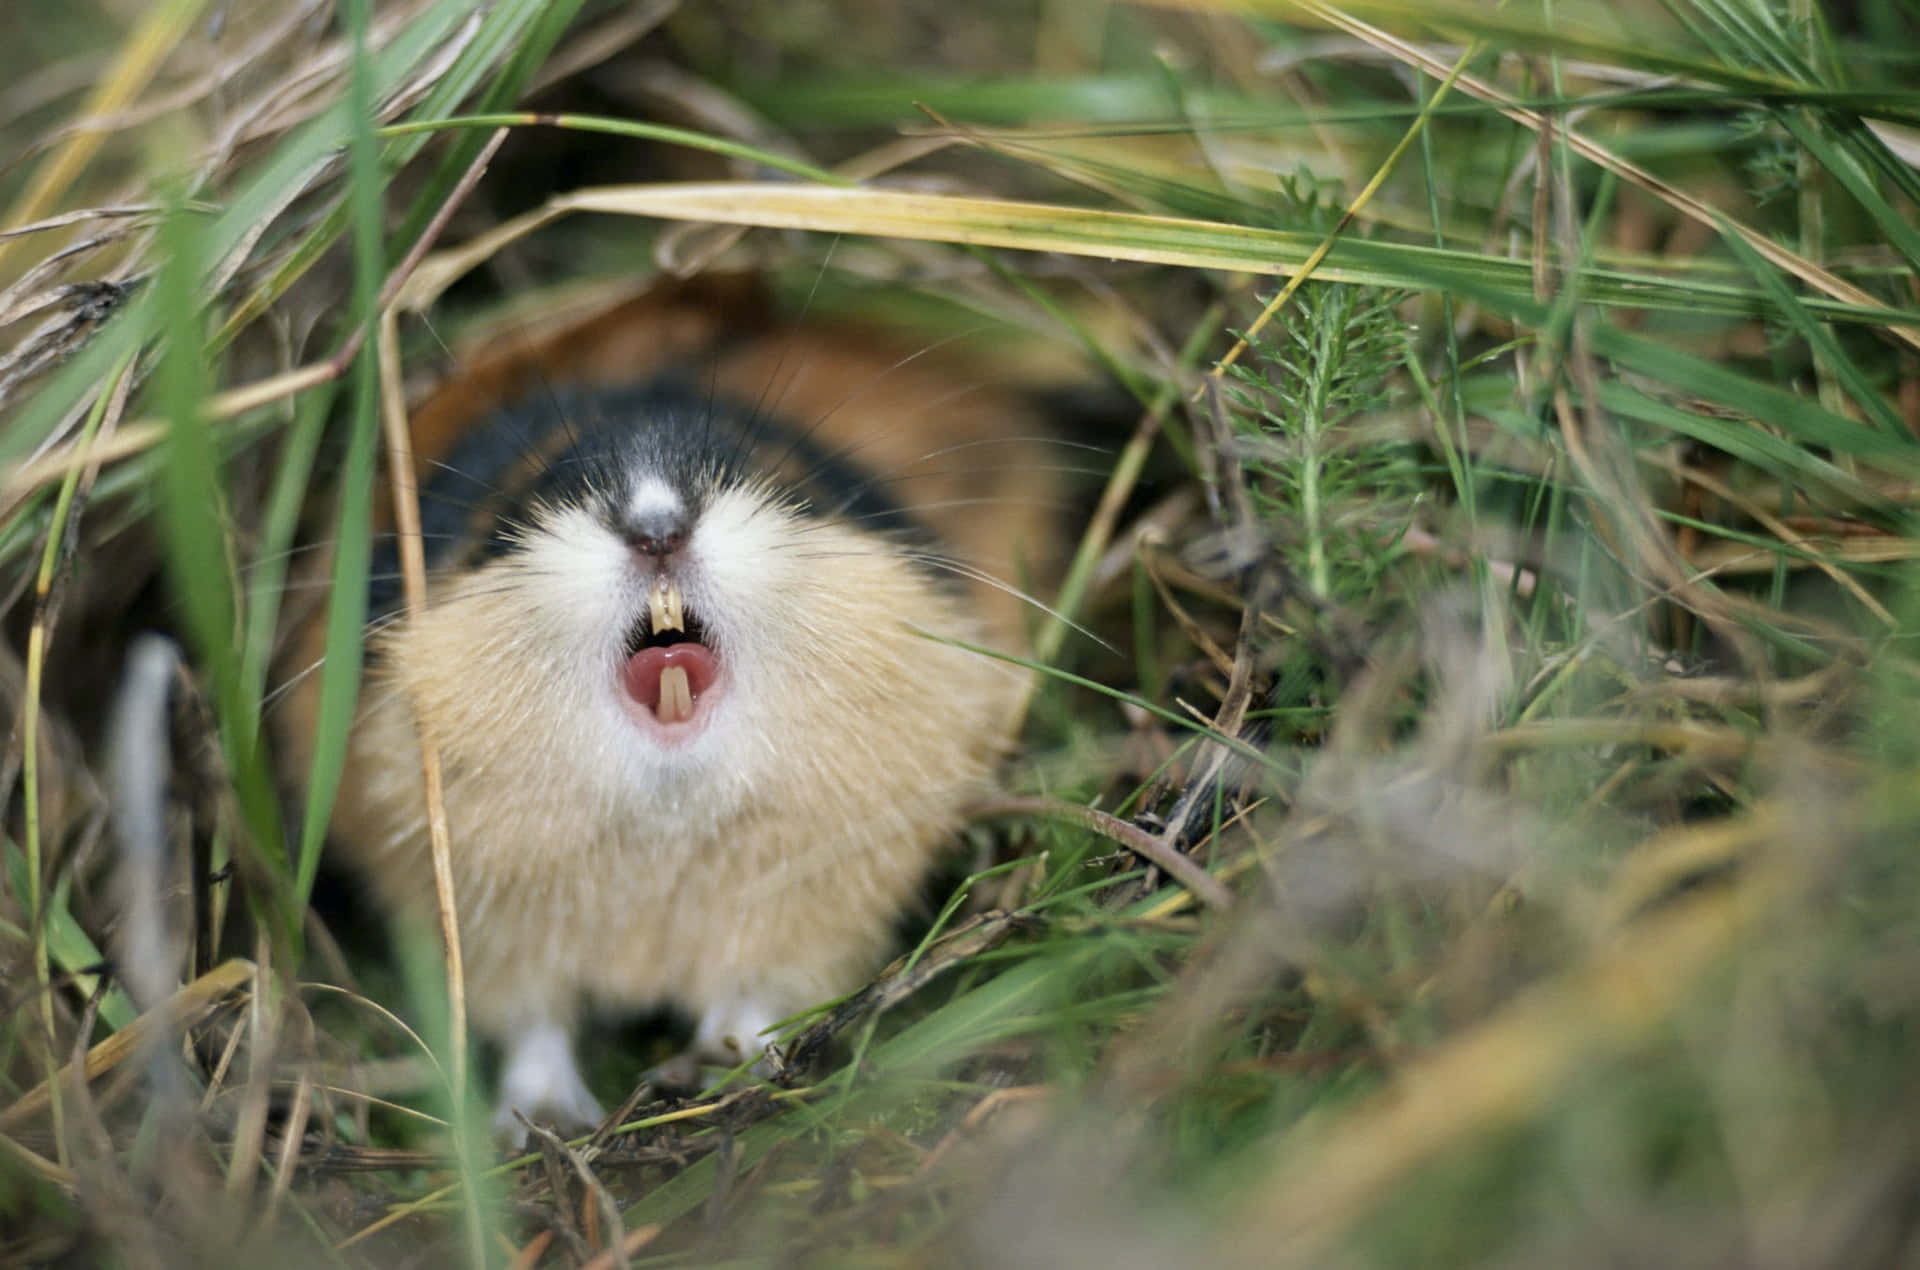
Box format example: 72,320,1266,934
1222,177,1419,608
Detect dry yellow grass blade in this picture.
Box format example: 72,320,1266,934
0,362,340,517
0,959,255,1133
0,1132,74,1190
1687,536,1920,574
1599,814,1766,928
375,305,471,1127
565,183,1377,275
0,0,209,284
1487,718,1759,760
387,181,1395,317
1219,811,1787,1264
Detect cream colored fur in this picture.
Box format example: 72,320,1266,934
278,281,1061,1135
325,492,1020,1128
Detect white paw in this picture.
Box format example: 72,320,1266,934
647,1002,783,1092
493,1021,604,1147
693,999,780,1070
647,1049,704,1090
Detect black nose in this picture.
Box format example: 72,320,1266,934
621,509,688,558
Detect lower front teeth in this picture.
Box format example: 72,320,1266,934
658,665,693,723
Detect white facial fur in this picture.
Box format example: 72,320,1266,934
473,478,822,827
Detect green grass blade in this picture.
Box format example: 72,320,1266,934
1779,112,1920,278
238,386,335,731
3,842,136,1031
152,199,296,947
1717,216,1904,437
292,11,388,915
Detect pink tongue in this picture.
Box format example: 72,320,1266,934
623,643,719,723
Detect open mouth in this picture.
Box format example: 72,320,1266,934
620,576,719,728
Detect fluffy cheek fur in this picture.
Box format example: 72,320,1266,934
325,494,1023,1042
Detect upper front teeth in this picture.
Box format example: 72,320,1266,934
649,576,685,635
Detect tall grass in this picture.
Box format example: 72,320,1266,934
3,0,1919,1265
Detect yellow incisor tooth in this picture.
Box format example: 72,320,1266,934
649,576,684,634
658,665,693,723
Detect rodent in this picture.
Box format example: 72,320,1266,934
278,275,1059,1137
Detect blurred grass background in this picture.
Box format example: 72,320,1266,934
4,0,1920,1266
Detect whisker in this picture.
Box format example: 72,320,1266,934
420,312,580,474
896,550,1117,656
880,434,1114,466
765,325,990,487
273,572,416,592
766,540,1114,657
781,354,997,498
242,532,472,575
775,496,1077,538
839,460,1112,497
423,456,514,503
727,239,843,480
830,496,1079,524
260,609,411,714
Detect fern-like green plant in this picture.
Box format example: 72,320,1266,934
1222,178,1418,608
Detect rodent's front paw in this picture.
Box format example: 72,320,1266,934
643,997,785,1092
693,998,780,1070
494,1021,604,1149
645,1040,784,1094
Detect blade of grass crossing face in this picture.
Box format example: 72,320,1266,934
321,4,493,1257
